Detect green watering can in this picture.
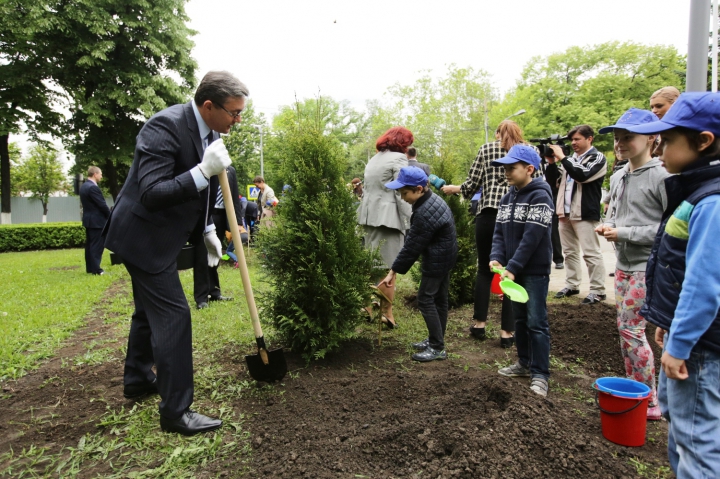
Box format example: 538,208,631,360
491,266,529,303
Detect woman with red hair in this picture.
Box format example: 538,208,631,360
357,126,415,328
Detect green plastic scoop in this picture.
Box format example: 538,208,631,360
491,266,529,303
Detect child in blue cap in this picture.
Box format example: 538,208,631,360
597,108,670,421
629,92,720,477
380,166,458,362
489,145,554,397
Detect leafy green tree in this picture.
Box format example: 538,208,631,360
495,42,686,154
0,3,65,222
259,102,377,361
16,145,67,222
48,0,198,199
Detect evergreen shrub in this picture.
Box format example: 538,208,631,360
0,222,85,252
259,113,376,361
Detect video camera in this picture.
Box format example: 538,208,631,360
529,134,571,158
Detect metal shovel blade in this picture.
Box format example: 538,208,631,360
245,348,287,382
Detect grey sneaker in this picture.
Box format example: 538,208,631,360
412,347,447,362
530,378,549,397
411,338,430,351
498,361,531,377
581,293,607,304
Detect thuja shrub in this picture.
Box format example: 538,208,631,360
0,222,86,252
259,120,376,361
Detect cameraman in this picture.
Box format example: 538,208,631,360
544,125,607,304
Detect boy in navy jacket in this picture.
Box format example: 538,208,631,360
489,145,554,397
630,93,720,478
381,166,458,362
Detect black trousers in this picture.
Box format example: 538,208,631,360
84,227,105,273
551,214,564,264
474,209,515,332
123,260,194,419
190,232,221,305
418,273,450,350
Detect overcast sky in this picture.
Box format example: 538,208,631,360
185,0,692,117
14,0,696,165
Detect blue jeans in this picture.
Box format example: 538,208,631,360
511,274,550,380
226,240,238,262
658,340,720,479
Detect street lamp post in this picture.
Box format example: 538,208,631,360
258,125,264,178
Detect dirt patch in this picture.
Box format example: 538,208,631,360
238,301,670,478
550,301,662,377
0,280,131,458
47,266,80,271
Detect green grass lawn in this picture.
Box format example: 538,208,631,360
0,249,116,381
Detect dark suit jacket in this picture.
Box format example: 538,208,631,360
209,165,243,225
104,102,215,274
80,180,110,228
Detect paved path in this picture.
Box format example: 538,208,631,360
549,237,617,305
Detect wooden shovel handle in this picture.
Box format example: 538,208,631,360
218,170,264,341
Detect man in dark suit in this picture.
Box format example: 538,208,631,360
194,165,243,309
80,166,111,275
104,71,249,436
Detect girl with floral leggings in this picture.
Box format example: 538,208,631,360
596,108,670,420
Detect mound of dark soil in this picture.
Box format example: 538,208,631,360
245,368,639,478
549,302,662,377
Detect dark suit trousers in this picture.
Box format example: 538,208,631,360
123,260,193,419
474,209,515,332
84,227,105,273
190,232,221,304
551,214,564,264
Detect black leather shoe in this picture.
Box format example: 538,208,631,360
123,379,158,399
500,336,515,349
469,326,486,340
197,302,209,310
209,295,233,302
160,409,222,436
554,288,580,299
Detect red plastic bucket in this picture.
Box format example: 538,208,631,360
490,274,503,295
593,377,651,447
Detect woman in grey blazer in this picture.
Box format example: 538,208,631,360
357,127,414,327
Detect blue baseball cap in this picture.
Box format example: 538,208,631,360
385,166,428,189
491,144,542,170
598,108,658,134
628,92,720,136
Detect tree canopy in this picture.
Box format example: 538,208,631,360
495,41,686,153
15,145,66,221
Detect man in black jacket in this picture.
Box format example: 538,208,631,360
103,71,248,436
544,125,607,304
79,166,110,275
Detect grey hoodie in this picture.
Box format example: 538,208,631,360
604,158,669,271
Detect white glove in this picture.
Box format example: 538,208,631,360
204,230,223,267
198,138,231,179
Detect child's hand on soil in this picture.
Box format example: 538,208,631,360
662,351,688,380
602,227,618,242
380,270,396,288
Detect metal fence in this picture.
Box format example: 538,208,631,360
8,196,115,224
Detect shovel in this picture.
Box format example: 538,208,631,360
219,170,287,382
490,266,529,303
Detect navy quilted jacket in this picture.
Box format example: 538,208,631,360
391,190,458,277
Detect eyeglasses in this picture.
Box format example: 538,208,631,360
213,102,243,120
